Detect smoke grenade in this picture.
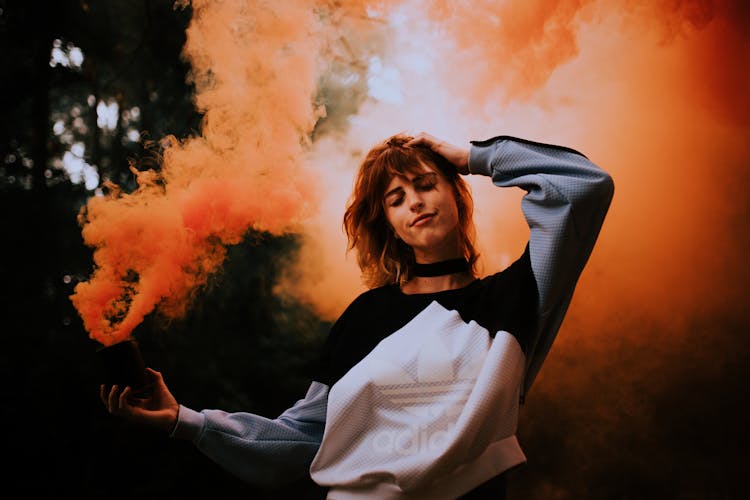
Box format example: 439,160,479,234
96,338,152,397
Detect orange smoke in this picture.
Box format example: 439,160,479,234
429,0,595,104
72,0,328,346
72,0,749,363
285,0,749,325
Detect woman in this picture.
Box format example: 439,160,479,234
101,132,614,499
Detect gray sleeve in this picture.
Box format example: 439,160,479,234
170,380,328,486
468,136,614,399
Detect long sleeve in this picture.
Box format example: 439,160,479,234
468,135,614,400
170,380,328,486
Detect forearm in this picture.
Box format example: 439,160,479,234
469,135,613,303
171,381,329,485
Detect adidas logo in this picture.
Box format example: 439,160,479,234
361,303,490,455
378,379,475,419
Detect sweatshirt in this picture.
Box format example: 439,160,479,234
171,135,615,499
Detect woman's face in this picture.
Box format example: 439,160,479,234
382,162,461,262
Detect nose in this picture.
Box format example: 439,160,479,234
407,191,424,212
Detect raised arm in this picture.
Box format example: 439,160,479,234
468,135,614,399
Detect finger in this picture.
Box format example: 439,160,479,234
118,386,132,412
100,384,115,408
107,385,120,412
405,132,431,147
408,134,445,153
145,368,165,390
145,367,161,381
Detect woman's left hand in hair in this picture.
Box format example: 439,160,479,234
406,132,470,175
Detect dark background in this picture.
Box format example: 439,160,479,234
1,0,328,497
1,1,747,498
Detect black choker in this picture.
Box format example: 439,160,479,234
413,258,470,277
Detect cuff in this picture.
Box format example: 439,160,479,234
468,141,499,176
170,405,206,442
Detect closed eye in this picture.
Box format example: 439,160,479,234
415,179,437,191
384,172,437,207
388,195,404,207
384,186,404,207
414,172,438,191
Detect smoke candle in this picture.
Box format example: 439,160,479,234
96,338,152,397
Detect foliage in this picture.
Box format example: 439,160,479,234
0,1,330,496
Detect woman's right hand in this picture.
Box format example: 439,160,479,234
406,132,470,175
100,367,180,434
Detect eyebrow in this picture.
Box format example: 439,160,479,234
383,172,437,200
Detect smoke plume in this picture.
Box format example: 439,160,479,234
72,0,331,346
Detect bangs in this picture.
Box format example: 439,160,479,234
380,148,431,178
370,146,439,200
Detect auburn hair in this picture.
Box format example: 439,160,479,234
343,134,479,288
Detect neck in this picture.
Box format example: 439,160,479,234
411,233,462,266
401,272,474,295
406,238,471,293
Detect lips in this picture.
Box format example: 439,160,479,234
411,213,435,227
